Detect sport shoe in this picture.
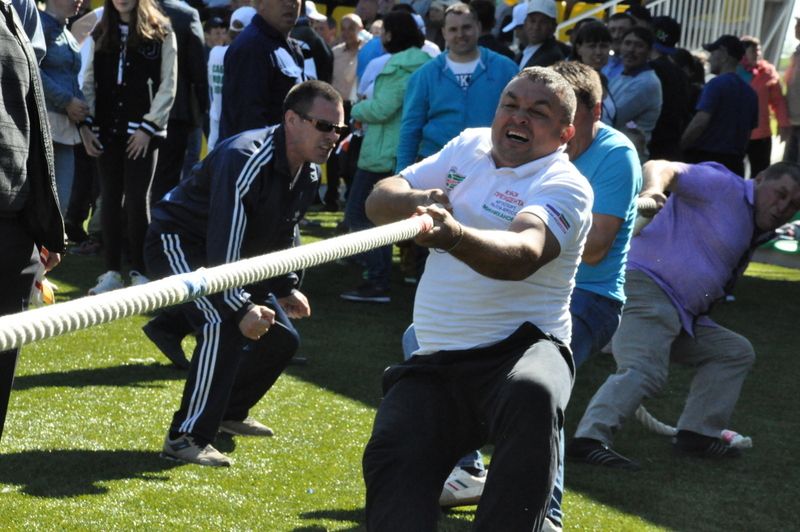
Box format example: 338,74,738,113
541,517,563,532
68,238,102,256
219,417,274,437
88,270,124,295
129,270,150,286
673,430,742,459
566,437,641,471
340,283,390,303
142,319,189,369
161,433,232,467
439,467,485,507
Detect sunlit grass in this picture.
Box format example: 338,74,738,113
1,212,797,530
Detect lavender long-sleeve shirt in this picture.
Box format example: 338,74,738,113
627,162,758,335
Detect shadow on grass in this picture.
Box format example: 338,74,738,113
0,449,177,497
295,507,475,531
13,363,185,391
560,271,800,530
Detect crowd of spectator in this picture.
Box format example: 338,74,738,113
1,0,800,530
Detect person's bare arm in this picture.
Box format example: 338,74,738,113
414,204,561,281
638,159,687,216
365,175,451,225
582,213,624,265
679,110,711,151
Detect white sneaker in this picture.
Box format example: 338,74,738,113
129,270,150,286
439,467,486,507
88,270,124,295
161,433,232,467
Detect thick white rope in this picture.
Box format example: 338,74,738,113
0,215,432,352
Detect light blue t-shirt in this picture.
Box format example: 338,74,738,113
573,123,642,303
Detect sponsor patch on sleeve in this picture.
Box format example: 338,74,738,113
546,203,571,234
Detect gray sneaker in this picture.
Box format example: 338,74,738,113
219,417,274,437
161,434,232,467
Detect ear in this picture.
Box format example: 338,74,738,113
560,123,576,145
592,101,602,122
285,108,299,128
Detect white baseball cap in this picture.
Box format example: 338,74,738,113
526,0,556,19
229,6,256,31
502,2,528,33
305,1,327,22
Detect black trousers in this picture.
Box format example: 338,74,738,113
144,226,299,443
151,120,192,205
96,135,158,273
363,323,574,532
0,217,36,442
745,137,771,178
65,143,100,241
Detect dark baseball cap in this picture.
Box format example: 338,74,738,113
652,16,680,54
703,34,746,60
626,5,652,23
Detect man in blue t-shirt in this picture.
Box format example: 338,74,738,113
542,61,642,530
680,35,757,176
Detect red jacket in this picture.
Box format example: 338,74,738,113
742,59,789,139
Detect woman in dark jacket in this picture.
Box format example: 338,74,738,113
80,0,177,294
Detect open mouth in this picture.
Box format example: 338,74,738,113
506,130,529,143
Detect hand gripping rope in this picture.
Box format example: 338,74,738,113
0,214,433,352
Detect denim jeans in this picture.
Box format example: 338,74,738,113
53,142,75,209
344,168,392,288
548,288,622,525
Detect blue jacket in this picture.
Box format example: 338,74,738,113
395,47,518,172
220,16,306,140
39,11,82,114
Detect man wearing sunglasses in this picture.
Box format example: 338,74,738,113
143,80,345,467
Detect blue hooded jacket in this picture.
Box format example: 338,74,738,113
395,46,518,172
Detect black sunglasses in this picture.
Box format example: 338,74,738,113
296,112,348,135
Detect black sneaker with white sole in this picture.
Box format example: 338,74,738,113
143,319,190,369
673,430,742,459
566,437,641,470
340,283,390,303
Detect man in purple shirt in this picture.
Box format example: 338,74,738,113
566,160,800,469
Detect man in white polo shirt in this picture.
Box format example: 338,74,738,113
361,67,593,531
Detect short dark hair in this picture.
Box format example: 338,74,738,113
469,0,495,32
608,12,635,25
390,3,416,14
513,67,577,124
622,26,655,48
283,80,343,118
574,20,611,46
444,2,478,26
763,161,800,186
382,11,424,53
204,16,226,32
550,61,603,111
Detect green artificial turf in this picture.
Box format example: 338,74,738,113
1,212,798,530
